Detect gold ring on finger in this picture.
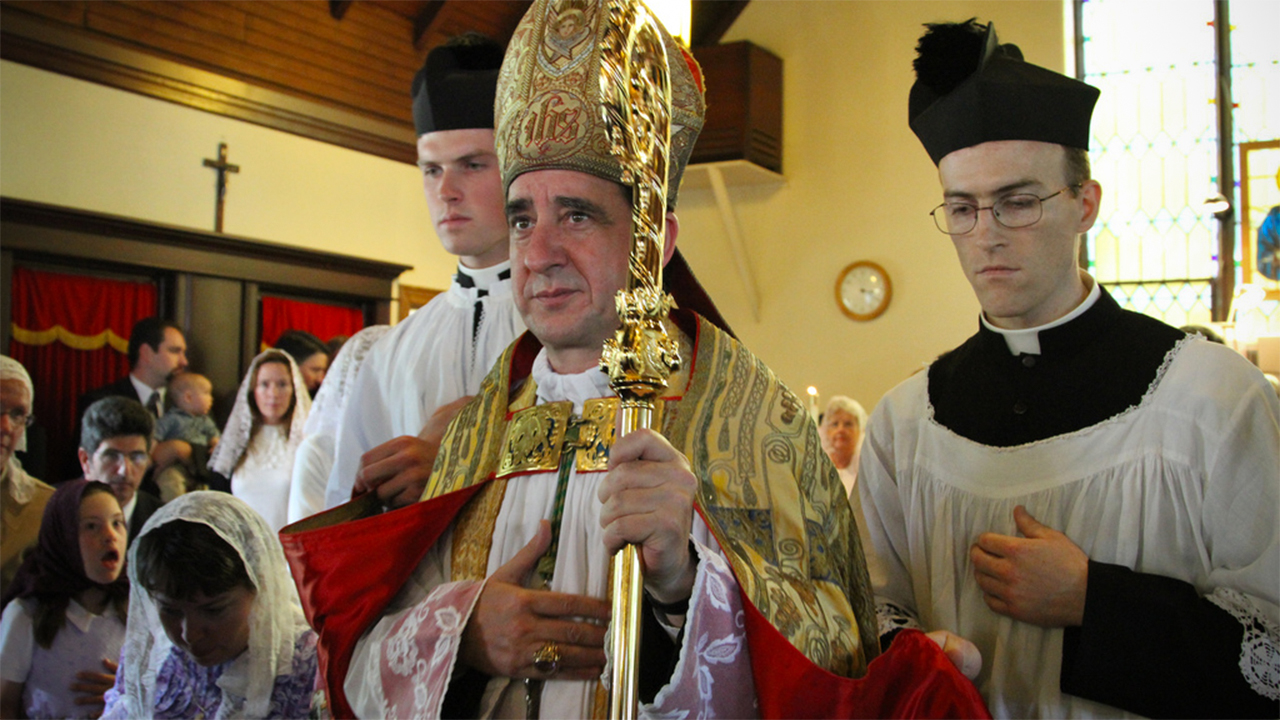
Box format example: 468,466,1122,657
532,640,561,676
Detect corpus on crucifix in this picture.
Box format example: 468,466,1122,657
202,142,240,232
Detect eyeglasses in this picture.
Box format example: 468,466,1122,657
931,185,1080,235
96,449,151,468
1,408,34,427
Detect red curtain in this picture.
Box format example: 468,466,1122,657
8,267,157,483
260,296,364,350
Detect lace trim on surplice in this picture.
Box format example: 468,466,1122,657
1207,587,1280,701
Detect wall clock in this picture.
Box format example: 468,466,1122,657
835,260,892,321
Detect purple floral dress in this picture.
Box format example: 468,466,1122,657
102,630,317,719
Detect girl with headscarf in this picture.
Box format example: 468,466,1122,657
101,491,317,719
286,325,389,524
0,480,129,719
1,355,56,597
208,350,310,533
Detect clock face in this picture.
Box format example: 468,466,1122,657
836,261,892,320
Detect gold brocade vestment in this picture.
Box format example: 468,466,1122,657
427,310,880,677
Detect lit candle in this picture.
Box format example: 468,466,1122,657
807,386,819,420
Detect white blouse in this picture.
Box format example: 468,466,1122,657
232,423,294,533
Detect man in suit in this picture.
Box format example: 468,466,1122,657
78,317,188,422
78,396,163,542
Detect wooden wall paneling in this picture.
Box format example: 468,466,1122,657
99,1,248,43
84,2,411,123
239,4,417,79
1,250,12,352
328,1,353,22
417,1,530,52
411,1,446,48
0,198,409,300
1,197,409,421
690,0,749,48
2,0,85,25
173,271,195,336
253,1,416,61
690,41,783,172
397,284,442,322
240,281,260,376
0,0,757,164
0,6,418,163
188,274,246,426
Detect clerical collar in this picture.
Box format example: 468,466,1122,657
981,275,1102,356
454,261,511,292
531,348,612,415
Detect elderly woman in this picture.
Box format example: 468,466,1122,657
820,395,882,585
819,395,868,498
209,351,310,533
0,356,55,598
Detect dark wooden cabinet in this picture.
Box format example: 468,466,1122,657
691,41,783,173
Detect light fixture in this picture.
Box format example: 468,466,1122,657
1203,193,1232,219
646,0,691,46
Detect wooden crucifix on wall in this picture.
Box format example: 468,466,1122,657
202,142,240,233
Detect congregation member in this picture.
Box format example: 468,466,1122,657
210,350,310,533
151,371,221,502
78,317,188,423
820,395,880,587
1,356,54,597
820,395,869,499
78,397,162,542
285,3,986,718
274,330,330,399
859,19,1280,718
324,32,524,511
102,492,317,719
287,325,390,524
1,480,128,719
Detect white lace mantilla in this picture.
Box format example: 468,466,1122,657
1207,587,1280,701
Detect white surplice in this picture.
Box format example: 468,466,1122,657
859,337,1280,718
325,263,524,509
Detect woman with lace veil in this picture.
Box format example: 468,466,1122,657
208,350,310,533
286,325,389,524
101,491,317,719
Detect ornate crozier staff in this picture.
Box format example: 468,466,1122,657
597,0,679,717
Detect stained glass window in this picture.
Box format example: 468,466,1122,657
1079,0,1280,336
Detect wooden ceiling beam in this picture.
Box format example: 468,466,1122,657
691,0,749,47
412,1,447,48
328,1,352,21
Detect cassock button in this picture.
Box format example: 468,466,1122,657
1013,401,1028,415
1021,355,1037,368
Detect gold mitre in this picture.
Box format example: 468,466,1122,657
495,0,706,208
